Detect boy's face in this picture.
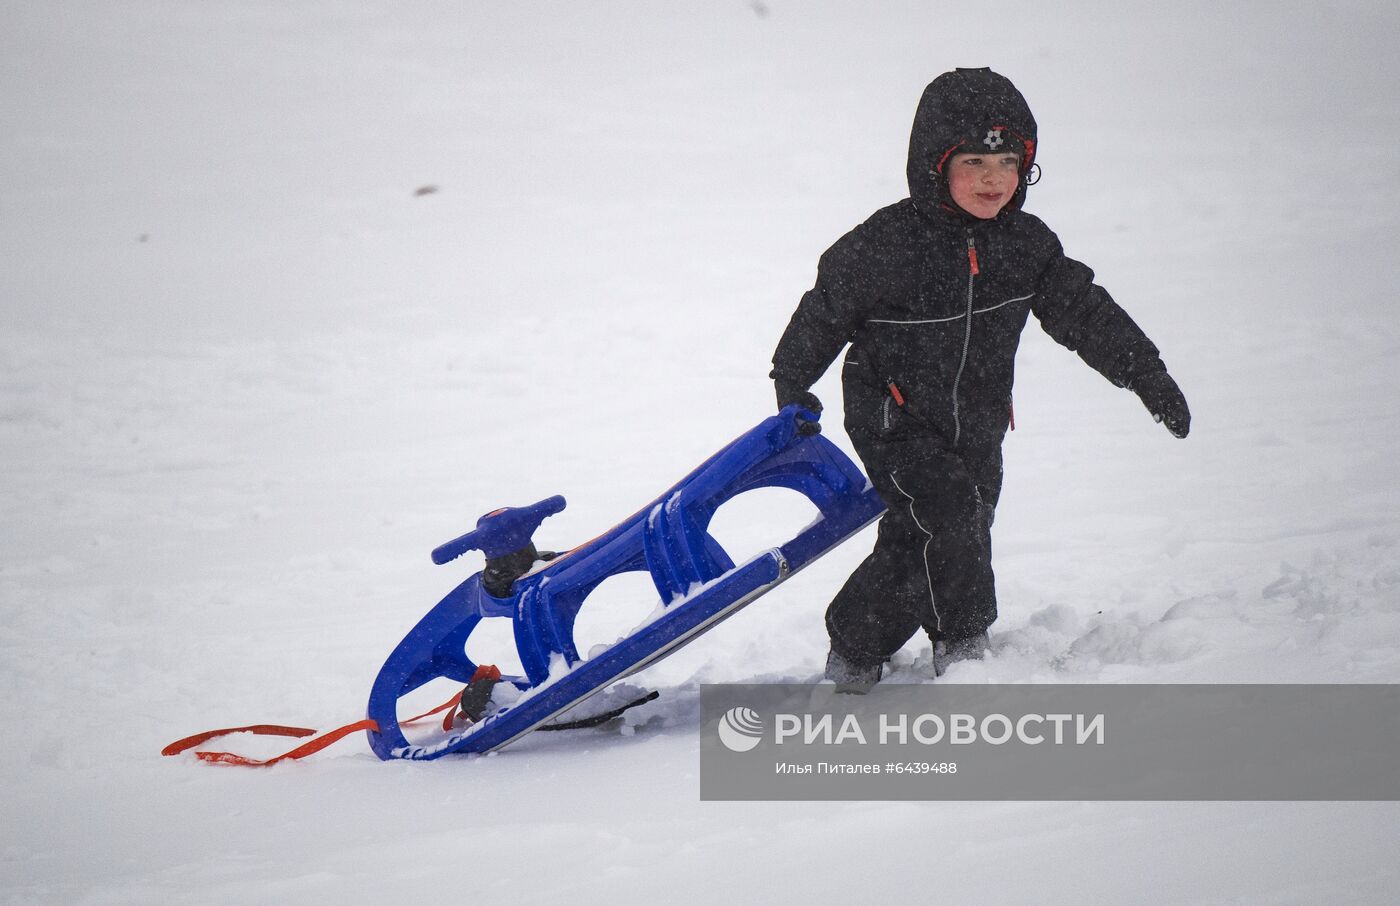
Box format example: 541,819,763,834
946,152,1022,219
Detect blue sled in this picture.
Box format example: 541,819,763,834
365,405,885,760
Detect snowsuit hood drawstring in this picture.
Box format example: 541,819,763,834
906,68,1039,220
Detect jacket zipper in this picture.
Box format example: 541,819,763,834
950,234,978,445
882,380,904,432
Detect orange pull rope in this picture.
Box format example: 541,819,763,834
194,719,380,767
164,669,496,766
161,724,316,757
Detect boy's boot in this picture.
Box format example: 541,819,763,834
932,631,990,677
824,647,883,695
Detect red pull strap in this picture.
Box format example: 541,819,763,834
161,724,316,757
194,719,380,767
164,666,499,766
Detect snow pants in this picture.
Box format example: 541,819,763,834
825,435,1002,666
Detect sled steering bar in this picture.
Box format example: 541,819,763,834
431,495,567,565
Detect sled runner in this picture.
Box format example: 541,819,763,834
364,404,884,760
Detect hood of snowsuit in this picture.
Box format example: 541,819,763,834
906,68,1038,218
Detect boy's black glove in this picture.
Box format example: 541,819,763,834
1131,370,1190,438
775,381,823,435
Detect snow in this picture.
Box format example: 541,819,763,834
4,1,1399,902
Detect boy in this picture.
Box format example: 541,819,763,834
770,68,1189,691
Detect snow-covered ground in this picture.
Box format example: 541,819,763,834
4,2,1399,902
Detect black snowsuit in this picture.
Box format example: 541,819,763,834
771,69,1171,666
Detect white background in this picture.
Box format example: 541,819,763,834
4,1,1399,902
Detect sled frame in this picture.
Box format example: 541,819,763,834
364,406,885,760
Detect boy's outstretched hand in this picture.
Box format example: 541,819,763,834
775,382,823,435
1131,370,1191,438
